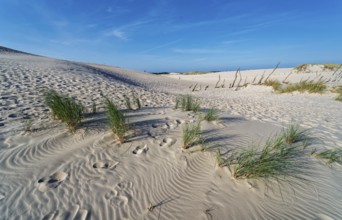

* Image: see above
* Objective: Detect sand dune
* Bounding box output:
[1,49,342,219]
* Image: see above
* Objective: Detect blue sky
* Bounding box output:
[1,0,342,72]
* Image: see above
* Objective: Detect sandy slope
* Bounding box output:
[1,50,342,220]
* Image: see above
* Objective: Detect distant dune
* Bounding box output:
[0,45,38,56]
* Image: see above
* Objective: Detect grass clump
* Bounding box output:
[281,124,308,144]
[230,134,307,179]
[331,86,342,94]
[203,108,219,122]
[313,148,342,165]
[179,95,201,112]
[183,71,206,75]
[104,97,128,143]
[331,86,342,102]
[294,64,309,72]
[44,90,84,132]
[227,125,309,180]
[294,63,341,71]
[279,81,326,94]
[264,80,281,91]
[182,123,203,149]
[262,78,326,94]
[323,63,341,70]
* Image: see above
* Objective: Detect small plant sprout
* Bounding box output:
[180,95,201,112]
[104,97,128,143]
[216,149,226,167]
[92,101,97,114]
[135,97,142,109]
[23,118,33,133]
[182,122,203,149]
[44,90,84,132]
[203,108,219,122]
[282,124,308,144]
[313,148,342,165]
[123,95,132,110]
[175,97,180,109]
[132,93,142,110]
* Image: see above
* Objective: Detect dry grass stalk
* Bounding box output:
[231,68,240,88]
[264,62,280,82]
[215,75,221,88]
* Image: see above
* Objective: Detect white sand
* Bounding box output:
[1,48,342,219]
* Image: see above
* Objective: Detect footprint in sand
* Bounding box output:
[165,118,185,129]
[132,144,149,155]
[151,123,162,128]
[161,124,169,129]
[157,111,166,115]
[166,122,177,129]
[187,113,195,119]
[151,122,168,130]
[149,123,168,137]
[37,171,68,192]
[175,119,185,125]
[105,181,133,208]
[42,205,88,220]
[93,161,119,169]
[105,190,129,207]
[160,137,176,147]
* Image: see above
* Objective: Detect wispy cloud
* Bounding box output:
[105,19,154,40]
[105,5,131,15]
[49,38,98,46]
[166,14,253,32]
[222,39,247,45]
[106,7,112,13]
[53,20,69,28]
[140,39,182,54]
[226,12,300,37]
[172,48,224,54]
[106,29,127,40]
[49,39,72,46]
[87,24,98,28]
[119,19,154,29]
